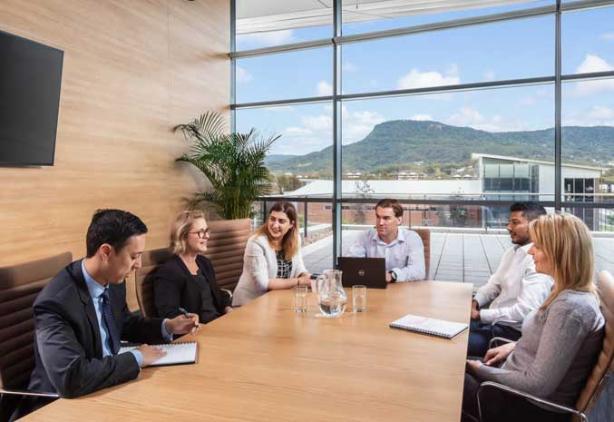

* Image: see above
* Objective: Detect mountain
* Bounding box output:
[267,120,614,175]
[264,154,299,166]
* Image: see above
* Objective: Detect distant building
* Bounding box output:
[271,153,607,230]
[473,154,604,229]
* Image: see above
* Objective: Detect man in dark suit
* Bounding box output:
[18,209,199,416]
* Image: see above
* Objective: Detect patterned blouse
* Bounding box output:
[276,250,293,279]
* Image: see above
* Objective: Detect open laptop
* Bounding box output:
[338,257,387,289]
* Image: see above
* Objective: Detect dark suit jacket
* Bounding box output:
[27,260,165,398]
[151,255,231,321]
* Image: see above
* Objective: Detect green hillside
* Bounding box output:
[266,120,613,176]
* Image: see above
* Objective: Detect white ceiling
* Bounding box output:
[236,0,537,34]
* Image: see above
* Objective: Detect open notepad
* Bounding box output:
[119,342,198,366]
[389,314,468,339]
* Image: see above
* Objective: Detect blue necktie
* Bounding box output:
[101,290,120,355]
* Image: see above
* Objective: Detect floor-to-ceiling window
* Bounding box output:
[232,0,614,282]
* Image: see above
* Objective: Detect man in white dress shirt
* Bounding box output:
[349,198,425,282]
[468,202,552,357]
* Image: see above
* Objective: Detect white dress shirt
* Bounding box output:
[474,243,553,331]
[349,227,425,281]
[81,261,172,367]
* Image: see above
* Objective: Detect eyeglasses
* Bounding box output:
[189,228,209,238]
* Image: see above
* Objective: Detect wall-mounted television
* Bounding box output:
[0,30,63,166]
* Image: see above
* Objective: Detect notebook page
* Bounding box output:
[119,342,197,366]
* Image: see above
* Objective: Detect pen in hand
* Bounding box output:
[178,307,199,334]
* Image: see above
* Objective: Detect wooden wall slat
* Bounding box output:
[0,0,230,266]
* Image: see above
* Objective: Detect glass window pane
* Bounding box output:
[561,206,614,244]
[342,15,554,94]
[236,48,332,103]
[562,6,614,75]
[515,163,530,178]
[236,0,331,50]
[336,85,554,201]
[236,103,334,191]
[342,0,552,36]
[340,202,513,285]
[561,78,614,205]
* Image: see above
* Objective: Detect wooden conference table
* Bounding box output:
[26,281,472,421]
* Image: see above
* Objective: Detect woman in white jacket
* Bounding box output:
[232,201,311,306]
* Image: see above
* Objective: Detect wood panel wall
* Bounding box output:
[0,0,230,266]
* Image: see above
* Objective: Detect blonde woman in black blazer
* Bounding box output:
[151,211,232,324]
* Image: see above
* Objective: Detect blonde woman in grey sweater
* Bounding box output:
[462,213,604,422]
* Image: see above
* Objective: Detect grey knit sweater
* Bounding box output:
[474,289,604,406]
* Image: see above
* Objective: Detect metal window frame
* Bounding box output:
[230,0,614,249]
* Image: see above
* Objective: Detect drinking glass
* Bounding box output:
[352,285,367,312]
[293,285,308,313]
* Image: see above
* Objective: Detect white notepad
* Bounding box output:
[119,342,198,366]
[389,314,468,339]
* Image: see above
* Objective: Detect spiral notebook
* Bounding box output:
[119,342,198,366]
[389,314,468,339]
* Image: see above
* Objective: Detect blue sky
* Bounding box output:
[235,4,614,156]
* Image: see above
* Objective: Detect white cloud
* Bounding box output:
[397,66,460,90]
[410,114,433,121]
[342,108,386,144]
[236,66,252,83]
[285,127,312,135]
[572,54,614,96]
[275,106,385,155]
[316,80,333,96]
[601,32,614,41]
[302,114,333,131]
[576,54,613,73]
[237,29,294,47]
[564,105,614,126]
[445,106,521,132]
[343,61,358,72]
[587,105,614,121]
[276,113,332,155]
[483,70,496,81]
[520,87,553,106]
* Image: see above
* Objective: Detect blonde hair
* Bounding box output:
[530,213,596,310]
[170,210,206,255]
[256,201,300,260]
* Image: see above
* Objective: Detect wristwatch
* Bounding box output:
[389,271,397,282]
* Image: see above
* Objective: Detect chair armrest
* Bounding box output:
[477,381,586,422]
[488,336,515,349]
[221,288,233,301]
[0,388,59,399]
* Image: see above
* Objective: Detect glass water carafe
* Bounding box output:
[317,269,347,318]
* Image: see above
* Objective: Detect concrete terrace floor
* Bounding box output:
[302,229,614,287]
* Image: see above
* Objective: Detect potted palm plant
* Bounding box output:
[173,111,280,220]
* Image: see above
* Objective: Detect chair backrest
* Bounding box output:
[0,252,72,390]
[135,248,172,318]
[412,228,431,279]
[205,218,252,291]
[575,270,614,414]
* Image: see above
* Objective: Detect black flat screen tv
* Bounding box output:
[0,30,63,166]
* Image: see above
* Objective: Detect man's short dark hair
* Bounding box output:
[510,202,547,222]
[86,209,148,257]
[375,198,403,218]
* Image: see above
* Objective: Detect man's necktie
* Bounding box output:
[101,289,120,355]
